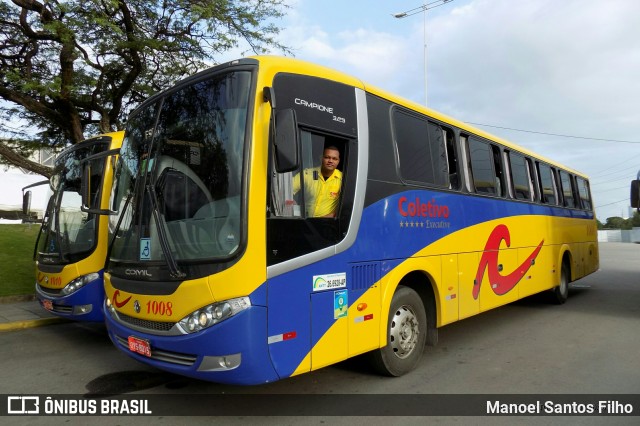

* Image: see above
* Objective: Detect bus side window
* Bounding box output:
[537,162,558,205]
[526,157,539,202]
[507,151,532,201]
[443,128,460,190]
[559,170,576,208]
[392,108,449,188]
[467,136,499,196]
[577,177,593,210]
[491,145,505,197]
[270,130,346,219]
[267,129,350,266]
[552,167,563,206]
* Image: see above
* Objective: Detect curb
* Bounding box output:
[0,317,69,332]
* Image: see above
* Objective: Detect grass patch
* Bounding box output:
[0,224,39,297]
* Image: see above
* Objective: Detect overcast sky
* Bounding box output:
[4,0,639,222]
[241,0,640,222]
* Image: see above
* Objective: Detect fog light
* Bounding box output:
[73,304,93,315]
[198,353,242,372]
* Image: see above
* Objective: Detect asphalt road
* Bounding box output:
[1,242,638,425]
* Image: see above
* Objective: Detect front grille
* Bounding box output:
[52,304,73,314]
[114,335,197,366]
[117,311,176,332]
[37,284,63,297]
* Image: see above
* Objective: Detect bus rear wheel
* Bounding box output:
[370,286,427,377]
[551,265,570,304]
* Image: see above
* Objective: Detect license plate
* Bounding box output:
[128,336,152,357]
[42,299,53,311]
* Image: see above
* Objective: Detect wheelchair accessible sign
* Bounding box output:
[140,238,151,260]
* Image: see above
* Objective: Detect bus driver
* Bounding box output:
[293,146,342,218]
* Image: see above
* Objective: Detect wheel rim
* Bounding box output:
[389,304,420,359]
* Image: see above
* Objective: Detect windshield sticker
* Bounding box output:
[334,290,348,319]
[313,272,347,292]
[140,238,151,260]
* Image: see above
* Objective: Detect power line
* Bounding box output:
[596,198,629,209]
[591,157,640,178]
[591,163,640,180]
[591,176,634,187]
[467,122,640,144]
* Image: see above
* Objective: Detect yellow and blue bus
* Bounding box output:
[31,131,123,321]
[101,57,598,384]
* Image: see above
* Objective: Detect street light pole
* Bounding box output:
[423,9,428,107]
[393,0,455,108]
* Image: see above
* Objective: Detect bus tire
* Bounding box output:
[551,265,570,304]
[370,286,427,377]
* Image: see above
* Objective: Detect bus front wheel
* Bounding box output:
[370,286,427,377]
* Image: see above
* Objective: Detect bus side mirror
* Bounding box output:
[22,191,32,216]
[274,108,299,173]
[631,180,640,209]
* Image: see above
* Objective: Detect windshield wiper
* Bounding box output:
[146,182,184,278]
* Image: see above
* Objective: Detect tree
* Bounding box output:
[0,0,289,176]
[604,216,632,230]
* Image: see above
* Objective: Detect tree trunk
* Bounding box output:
[0,142,53,179]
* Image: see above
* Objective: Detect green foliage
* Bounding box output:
[0,224,38,297]
[0,0,290,166]
[602,212,640,230]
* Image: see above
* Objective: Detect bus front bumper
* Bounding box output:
[35,279,104,322]
[104,303,280,385]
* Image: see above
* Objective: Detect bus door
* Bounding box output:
[267,127,355,375]
[266,73,363,378]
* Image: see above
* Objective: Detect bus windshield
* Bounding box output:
[37,140,110,264]
[109,70,251,272]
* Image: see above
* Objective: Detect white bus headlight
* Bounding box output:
[178,297,251,334]
[61,272,100,295]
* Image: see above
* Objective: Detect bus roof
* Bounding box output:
[252,55,588,179]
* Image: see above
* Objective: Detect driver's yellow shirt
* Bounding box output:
[293,168,342,217]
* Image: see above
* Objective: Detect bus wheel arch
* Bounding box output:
[370,271,437,377]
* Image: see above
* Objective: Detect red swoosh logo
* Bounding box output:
[113,290,132,308]
[473,224,543,300]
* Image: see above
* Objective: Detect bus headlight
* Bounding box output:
[177,297,251,334]
[61,272,100,295]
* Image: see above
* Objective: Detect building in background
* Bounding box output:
[0,148,54,222]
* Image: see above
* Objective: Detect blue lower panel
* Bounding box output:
[35,277,104,322]
[104,305,280,385]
